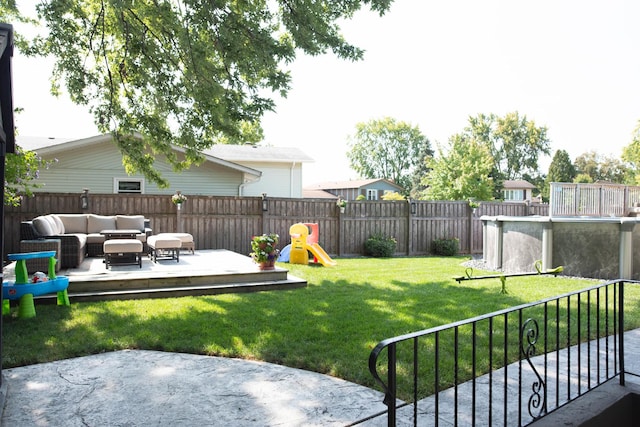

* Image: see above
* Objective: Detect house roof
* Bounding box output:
[17,134,326,179]
[503,179,537,190]
[302,189,339,199]
[17,135,77,151]
[26,134,260,177]
[206,145,314,163]
[305,178,403,191]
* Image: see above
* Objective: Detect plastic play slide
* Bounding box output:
[307,242,337,267]
[289,223,337,267]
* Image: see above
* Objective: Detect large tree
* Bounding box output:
[5,0,393,187]
[421,134,494,201]
[347,117,432,195]
[464,112,551,194]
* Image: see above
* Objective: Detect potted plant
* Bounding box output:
[172,191,187,205]
[250,233,280,270]
[468,199,480,214]
[172,191,187,212]
[336,197,347,213]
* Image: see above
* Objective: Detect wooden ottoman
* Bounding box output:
[147,235,181,263]
[157,233,195,254]
[103,239,143,269]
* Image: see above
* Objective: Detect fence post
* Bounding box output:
[338,204,344,257]
[467,204,473,254]
[407,199,413,256]
[619,281,625,386]
[261,193,268,234]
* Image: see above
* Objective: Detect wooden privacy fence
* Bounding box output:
[4,193,549,260]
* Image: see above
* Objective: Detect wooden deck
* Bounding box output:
[4,249,307,302]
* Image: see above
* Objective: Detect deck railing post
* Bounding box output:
[387,343,397,427]
[619,281,625,386]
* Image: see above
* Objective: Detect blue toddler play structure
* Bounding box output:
[3,251,70,318]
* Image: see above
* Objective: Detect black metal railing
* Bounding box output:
[364,280,634,426]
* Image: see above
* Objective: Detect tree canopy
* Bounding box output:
[574,150,629,184]
[542,149,575,201]
[418,111,549,201]
[421,134,494,201]
[346,117,432,195]
[4,0,393,187]
[622,121,640,184]
[463,112,550,191]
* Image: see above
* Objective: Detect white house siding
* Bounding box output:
[34,140,245,196]
[236,162,303,198]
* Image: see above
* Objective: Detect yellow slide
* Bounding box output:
[306,242,337,267]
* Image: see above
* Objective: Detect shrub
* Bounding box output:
[381,191,406,200]
[356,194,366,200]
[364,233,397,257]
[432,238,459,256]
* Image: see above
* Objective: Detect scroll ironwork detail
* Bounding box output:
[522,318,546,419]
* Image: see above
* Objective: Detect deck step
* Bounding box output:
[11,250,309,303]
[35,276,307,303]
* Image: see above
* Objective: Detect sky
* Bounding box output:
[9,0,640,185]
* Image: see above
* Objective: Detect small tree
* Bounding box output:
[381,191,405,200]
[543,149,576,201]
[422,134,494,201]
[4,146,54,206]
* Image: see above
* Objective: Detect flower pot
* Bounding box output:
[258,260,275,270]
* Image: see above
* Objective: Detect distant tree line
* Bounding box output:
[347,113,640,203]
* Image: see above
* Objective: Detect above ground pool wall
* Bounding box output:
[502,220,544,273]
[482,216,640,280]
[552,222,620,279]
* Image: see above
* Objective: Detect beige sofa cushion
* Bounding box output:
[57,214,88,233]
[116,215,145,232]
[86,233,107,244]
[33,215,56,236]
[87,214,116,233]
[50,215,65,234]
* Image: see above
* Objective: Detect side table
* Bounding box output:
[20,239,62,273]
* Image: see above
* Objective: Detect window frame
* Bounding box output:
[503,189,524,201]
[114,177,145,194]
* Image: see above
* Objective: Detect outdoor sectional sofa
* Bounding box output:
[20,214,152,268]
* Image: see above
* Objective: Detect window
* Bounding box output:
[502,189,524,201]
[114,178,144,194]
[366,189,378,200]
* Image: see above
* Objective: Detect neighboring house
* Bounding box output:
[18,134,312,198]
[502,179,537,202]
[206,145,313,198]
[304,179,404,201]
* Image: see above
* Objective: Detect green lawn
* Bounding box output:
[3,256,637,399]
